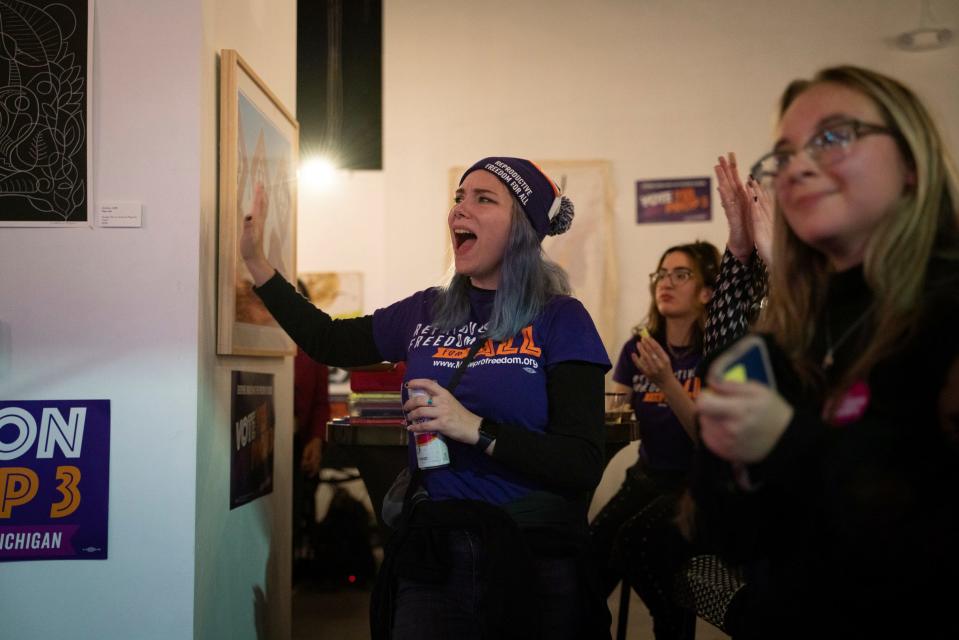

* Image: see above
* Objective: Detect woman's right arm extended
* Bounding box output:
[254,274,383,367]
[241,184,383,367]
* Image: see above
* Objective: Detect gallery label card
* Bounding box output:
[98,202,142,227]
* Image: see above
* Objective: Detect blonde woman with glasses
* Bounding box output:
[694,66,959,639]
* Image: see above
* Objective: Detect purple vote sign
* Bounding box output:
[230,372,275,509]
[0,400,110,562]
[636,177,712,223]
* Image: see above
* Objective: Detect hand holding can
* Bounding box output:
[408,387,450,469]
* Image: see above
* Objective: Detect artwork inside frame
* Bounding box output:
[0,0,93,227]
[217,49,299,356]
[298,271,364,320]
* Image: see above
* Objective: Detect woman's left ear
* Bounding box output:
[699,286,714,305]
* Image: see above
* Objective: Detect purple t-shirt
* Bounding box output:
[612,337,702,472]
[372,286,610,505]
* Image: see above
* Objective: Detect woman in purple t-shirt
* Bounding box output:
[240,157,612,639]
[589,240,719,636]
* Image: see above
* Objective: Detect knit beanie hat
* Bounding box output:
[459,157,574,240]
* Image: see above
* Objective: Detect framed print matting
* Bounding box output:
[217,49,298,356]
[0,0,93,227]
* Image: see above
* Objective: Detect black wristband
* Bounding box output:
[475,427,495,453]
[479,417,502,438]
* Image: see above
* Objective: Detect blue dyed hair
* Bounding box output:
[432,198,571,340]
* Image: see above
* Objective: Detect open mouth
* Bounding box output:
[453,229,477,252]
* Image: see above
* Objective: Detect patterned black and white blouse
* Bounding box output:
[703,248,769,358]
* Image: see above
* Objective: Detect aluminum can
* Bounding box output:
[409,388,450,469]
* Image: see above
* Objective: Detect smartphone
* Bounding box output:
[709,334,776,389]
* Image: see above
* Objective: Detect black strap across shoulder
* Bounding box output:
[445,335,485,394]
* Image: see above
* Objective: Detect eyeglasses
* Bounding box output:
[749,119,895,189]
[649,268,694,286]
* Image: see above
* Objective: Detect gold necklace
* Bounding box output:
[822,306,872,370]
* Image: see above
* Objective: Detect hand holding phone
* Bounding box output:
[709,334,776,389]
[702,335,784,486]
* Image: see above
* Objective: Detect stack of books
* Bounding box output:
[348,392,405,425]
[347,362,407,425]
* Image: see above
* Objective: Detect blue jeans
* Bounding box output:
[390,528,586,640]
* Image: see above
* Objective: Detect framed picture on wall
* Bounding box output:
[0,0,92,227]
[217,49,298,356]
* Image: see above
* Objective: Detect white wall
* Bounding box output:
[0,1,202,638]
[293,0,959,516]
[297,171,389,310]
[197,1,297,639]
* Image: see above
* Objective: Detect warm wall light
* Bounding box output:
[299,156,339,190]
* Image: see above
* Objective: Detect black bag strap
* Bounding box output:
[445,336,485,394]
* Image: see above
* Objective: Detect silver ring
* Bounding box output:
[427,396,433,406]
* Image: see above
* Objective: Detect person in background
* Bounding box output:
[291,278,331,584]
[241,156,612,639]
[589,240,719,639]
[695,65,959,639]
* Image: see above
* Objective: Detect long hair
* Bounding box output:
[759,65,959,390]
[636,241,720,350]
[432,198,571,340]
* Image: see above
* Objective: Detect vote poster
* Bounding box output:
[636,177,712,223]
[230,372,275,509]
[0,399,110,562]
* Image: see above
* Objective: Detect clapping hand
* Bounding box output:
[632,335,674,387]
[715,153,775,268]
[745,175,774,267]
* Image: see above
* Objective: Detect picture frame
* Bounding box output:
[217,49,298,356]
[0,0,93,227]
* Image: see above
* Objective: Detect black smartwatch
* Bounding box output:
[475,428,495,453]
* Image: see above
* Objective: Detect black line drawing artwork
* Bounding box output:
[0,0,89,225]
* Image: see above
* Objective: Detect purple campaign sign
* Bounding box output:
[230,372,275,509]
[0,400,110,562]
[636,177,711,223]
